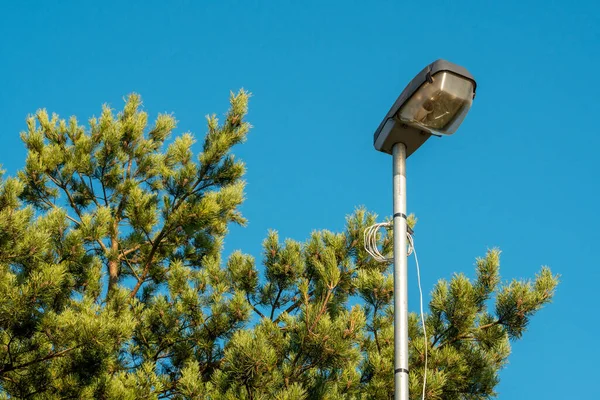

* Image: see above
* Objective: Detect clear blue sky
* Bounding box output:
[1,1,598,398]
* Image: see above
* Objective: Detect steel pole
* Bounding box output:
[392,142,409,400]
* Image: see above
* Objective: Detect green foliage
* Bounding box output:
[0,94,558,399]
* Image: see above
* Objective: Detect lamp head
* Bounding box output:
[373,59,476,156]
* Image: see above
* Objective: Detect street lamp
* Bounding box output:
[372,59,476,400]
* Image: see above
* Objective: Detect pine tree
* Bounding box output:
[0,93,558,399]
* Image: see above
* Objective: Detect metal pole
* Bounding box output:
[392,142,409,400]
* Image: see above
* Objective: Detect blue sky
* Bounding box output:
[1,1,598,398]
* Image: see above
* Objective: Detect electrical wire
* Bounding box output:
[363,222,413,262]
[408,233,427,400]
[363,222,392,262]
[364,224,427,399]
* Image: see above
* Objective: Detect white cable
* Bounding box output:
[363,222,413,262]
[408,233,427,400]
[363,222,392,262]
[363,224,425,398]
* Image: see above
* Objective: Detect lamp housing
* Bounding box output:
[373,59,476,156]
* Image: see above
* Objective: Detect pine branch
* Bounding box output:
[270,285,284,320]
[86,175,100,207]
[129,230,166,299]
[247,293,266,319]
[38,196,80,226]
[372,303,382,355]
[308,289,333,334]
[76,171,95,207]
[0,346,80,374]
[121,244,142,257]
[129,175,217,299]
[100,164,109,207]
[439,320,502,348]
[46,174,83,222]
[273,289,315,324]
[121,253,140,281]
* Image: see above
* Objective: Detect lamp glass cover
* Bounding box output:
[397,71,474,135]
